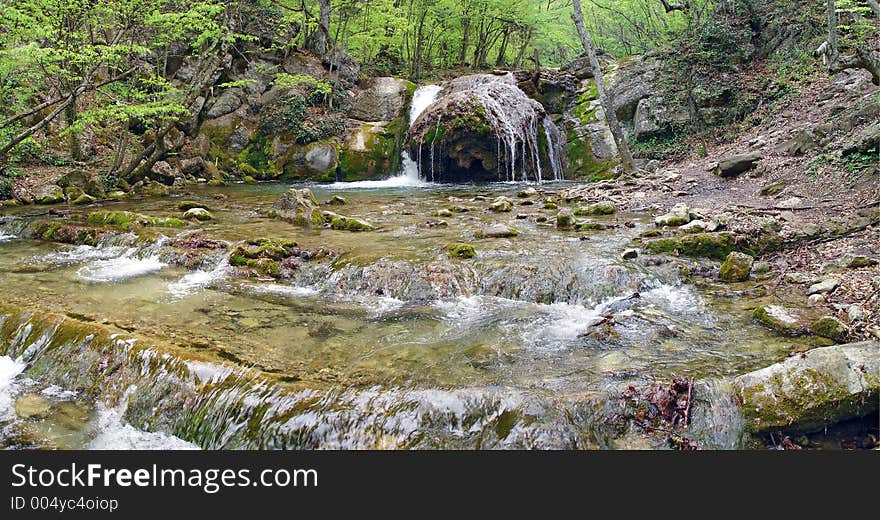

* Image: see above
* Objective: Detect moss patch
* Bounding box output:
[643,232,736,260]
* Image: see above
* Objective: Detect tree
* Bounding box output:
[571,0,635,174]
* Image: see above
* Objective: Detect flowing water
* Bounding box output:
[0,182,821,449]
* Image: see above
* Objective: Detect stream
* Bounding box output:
[0,182,818,449]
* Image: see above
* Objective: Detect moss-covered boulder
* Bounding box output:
[573,202,616,216]
[35,185,65,205]
[576,221,609,231]
[31,221,106,246]
[71,193,97,205]
[178,201,210,211]
[475,224,518,238]
[733,341,880,433]
[326,195,348,206]
[228,238,334,279]
[489,196,514,213]
[447,243,476,259]
[811,316,849,342]
[272,188,324,227]
[323,211,374,232]
[86,211,185,228]
[642,232,736,260]
[752,305,810,335]
[183,208,214,221]
[719,251,754,282]
[654,203,691,227]
[556,209,576,230]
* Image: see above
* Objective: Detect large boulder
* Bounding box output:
[349,77,411,122]
[733,341,880,433]
[405,73,561,183]
[205,88,244,119]
[272,188,324,227]
[719,252,754,282]
[713,152,762,178]
[842,123,880,156]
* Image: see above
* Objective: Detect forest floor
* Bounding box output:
[563,67,880,341]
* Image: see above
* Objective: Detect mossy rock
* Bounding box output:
[573,203,616,216]
[31,221,105,246]
[489,197,514,213]
[183,208,214,221]
[643,232,736,260]
[326,195,348,206]
[447,243,476,259]
[811,316,849,343]
[178,201,210,211]
[475,225,518,238]
[86,211,185,228]
[733,341,880,434]
[71,193,97,205]
[433,208,454,218]
[752,305,809,335]
[654,203,691,227]
[576,222,609,231]
[556,209,576,230]
[324,212,374,232]
[719,251,754,282]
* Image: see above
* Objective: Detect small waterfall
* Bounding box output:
[401,85,442,182]
[407,74,564,183]
[543,116,564,181]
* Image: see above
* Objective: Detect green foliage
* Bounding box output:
[631,133,689,160]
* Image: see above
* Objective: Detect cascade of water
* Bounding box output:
[543,115,564,181]
[401,85,443,182]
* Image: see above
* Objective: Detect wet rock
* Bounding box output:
[178,201,209,211]
[576,222,609,231]
[183,208,214,221]
[516,187,538,198]
[273,188,324,227]
[349,77,411,122]
[719,252,754,282]
[811,316,849,342]
[323,212,374,232]
[622,249,638,260]
[86,211,184,228]
[447,243,476,259]
[15,394,52,419]
[71,193,97,205]
[753,305,809,335]
[752,261,771,275]
[556,209,575,230]
[654,203,691,227]
[679,219,718,233]
[713,151,762,177]
[326,195,349,206]
[489,196,514,212]
[305,144,338,173]
[808,277,840,295]
[34,185,65,205]
[643,232,736,260]
[433,209,453,218]
[573,202,616,216]
[734,341,880,433]
[475,224,519,238]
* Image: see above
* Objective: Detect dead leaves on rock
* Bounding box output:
[622,376,699,450]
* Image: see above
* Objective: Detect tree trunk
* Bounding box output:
[571,0,635,174]
[827,0,838,64]
[459,18,470,65]
[495,26,511,67]
[312,0,332,57]
[65,94,81,161]
[867,0,880,18]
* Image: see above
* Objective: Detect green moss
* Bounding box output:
[32,221,103,246]
[565,130,618,181]
[326,213,373,232]
[811,317,848,342]
[447,243,476,259]
[87,211,185,228]
[576,222,609,231]
[643,232,736,260]
[573,81,599,125]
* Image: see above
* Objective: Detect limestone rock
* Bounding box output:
[349,77,411,122]
[273,188,324,227]
[719,251,754,282]
[713,152,762,178]
[654,203,691,227]
[733,341,880,433]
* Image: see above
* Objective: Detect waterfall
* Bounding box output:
[400,84,442,182]
[543,116,564,181]
[406,74,564,183]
